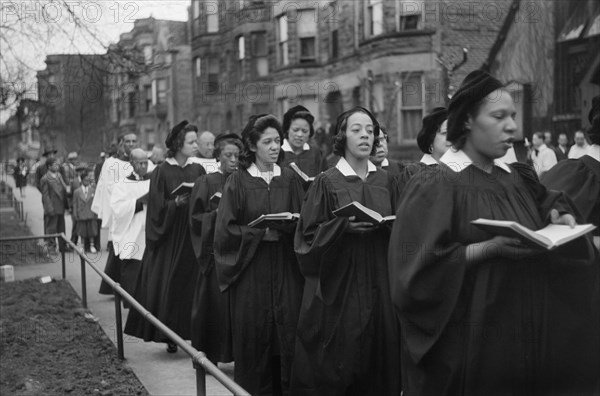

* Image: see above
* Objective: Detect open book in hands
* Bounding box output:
[170,182,194,197]
[471,218,596,250]
[248,212,300,228]
[333,201,396,225]
[289,162,315,183]
[209,192,222,205]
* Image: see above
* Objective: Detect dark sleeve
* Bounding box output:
[40,177,53,214]
[144,165,179,245]
[214,172,266,291]
[388,178,467,365]
[293,174,349,280]
[188,174,218,273]
[510,162,575,222]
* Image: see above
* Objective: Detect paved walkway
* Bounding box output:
[3,179,235,396]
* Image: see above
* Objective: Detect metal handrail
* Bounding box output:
[0,233,249,396]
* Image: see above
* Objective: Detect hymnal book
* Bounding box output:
[170,182,194,197]
[289,162,315,183]
[209,192,222,204]
[471,218,596,250]
[332,201,396,225]
[248,212,300,228]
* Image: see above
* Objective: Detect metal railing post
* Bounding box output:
[61,251,66,279]
[80,255,87,309]
[114,288,125,360]
[193,353,207,396]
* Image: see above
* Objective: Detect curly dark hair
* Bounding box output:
[166,124,198,158]
[239,115,285,169]
[332,107,380,157]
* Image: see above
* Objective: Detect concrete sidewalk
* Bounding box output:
[5,180,235,396]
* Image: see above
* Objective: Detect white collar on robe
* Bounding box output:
[585,144,600,162]
[381,158,390,167]
[282,139,310,152]
[165,156,198,168]
[420,153,438,165]
[336,156,377,176]
[215,162,223,174]
[247,162,281,184]
[440,148,512,173]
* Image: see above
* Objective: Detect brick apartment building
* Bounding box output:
[191,0,511,159]
[107,18,193,151]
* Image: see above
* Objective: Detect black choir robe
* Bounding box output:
[291,166,401,396]
[214,166,305,395]
[381,158,405,178]
[389,160,598,395]
[189,171,233,363]
[124,160,205,342]
[390,162,436,210]
[281,146,328,178]
[541,155,600,232]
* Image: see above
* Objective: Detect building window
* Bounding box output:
[298,9,317,63]
[195,57,202,78]
[277,14,289,66]
[143,45,153,64]
[329,2,340,60]
[237,35,246,80]
[366,0,383,37]
[206,2,219,33]
[127,92,136,118]
[399,74,423,141]
[144,85,152,112]
[208,57,219,92]
[251,31,269,78]
[398,0,423,31]
[152,78,168,105]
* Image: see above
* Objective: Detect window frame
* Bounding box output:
[398,73,424,143]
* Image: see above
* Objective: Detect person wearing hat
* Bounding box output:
[391,108,449,209]
[125,121,205,353]
[39,157,69,253]
[35,148,57,191]
[280,105,327,182]
[389,70,598,394]
[188,132,243,365]
[12,157,29,198]
[290,107,401,395]
[214,114,304,394]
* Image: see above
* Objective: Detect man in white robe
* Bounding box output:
[93,132,137,294]
[110,148,150,302]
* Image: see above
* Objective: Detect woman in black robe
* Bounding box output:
[189,133,242,364]
[389,70,598,395]
[214,115,304,395]
[391,107,449,209]
[125,122,205,353]
[541,96,600,243]
[370,126,405,178]
[290,107,401,396]
[279,105,327,179]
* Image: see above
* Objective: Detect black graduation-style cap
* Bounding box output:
[282,105,315,137]
[214,132,242,146]
[417,107,448,154]
[42,149,58,157]
[241,114,269,141]
[334,106,380,136]
[447,69,504,143]
[165,120,189,151]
